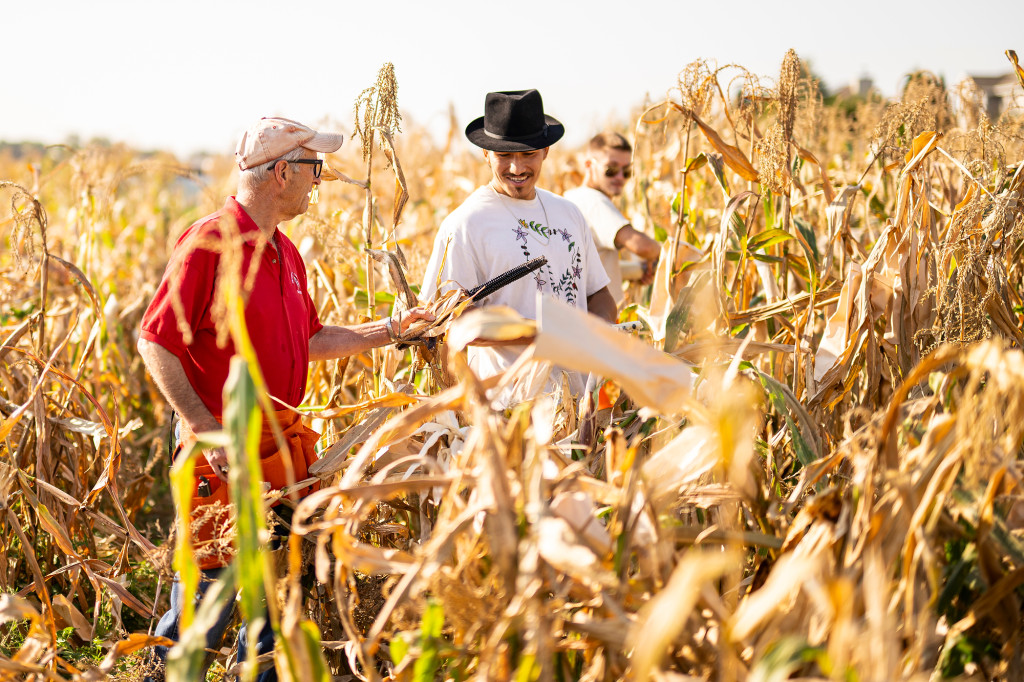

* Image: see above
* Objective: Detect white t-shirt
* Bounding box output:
[564,186,630,305]
[421,186,610,397]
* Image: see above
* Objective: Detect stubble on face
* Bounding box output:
[485,149,548,200]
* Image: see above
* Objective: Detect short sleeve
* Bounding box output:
[579,213,611,298]
[305,287,323,338]
[139,244,218,357]
[420,219,485,301]
[570,188,629,251]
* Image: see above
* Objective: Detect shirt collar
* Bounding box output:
[224,196,263,237]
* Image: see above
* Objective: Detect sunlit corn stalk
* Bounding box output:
[670,62,714,263]
[354,63,402,321]
[1,182,49,356]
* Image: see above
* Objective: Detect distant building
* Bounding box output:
[832,75,875,100]
[968,73,1022,120]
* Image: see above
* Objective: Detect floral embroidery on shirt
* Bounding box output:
[517,219,552,245]
[510,215,583,307]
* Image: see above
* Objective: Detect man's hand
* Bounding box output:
[615,225,661,286]
[389,306,435,338]
[138,339,227,485]
[640,256,659,285]
[204,446,230,482]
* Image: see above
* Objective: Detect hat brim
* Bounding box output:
[465,115,564,152]
[301,131,345,153]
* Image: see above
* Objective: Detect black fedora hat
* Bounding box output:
[465,89,565,152]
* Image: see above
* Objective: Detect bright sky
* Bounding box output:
[5,0,1022,158]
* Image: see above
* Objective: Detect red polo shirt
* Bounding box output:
[140,197,323,416]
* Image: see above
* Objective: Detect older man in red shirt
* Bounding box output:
[139,116,430,680]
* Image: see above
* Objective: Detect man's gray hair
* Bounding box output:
[239,146,310,193]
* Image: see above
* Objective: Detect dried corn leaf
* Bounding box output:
[795,144,836,204]
[902,131,941,174]
[535,296,695,414]
[642,424,720,508]
[308,406,396,478]
[730,524,832,641]
[446,305,537,351]
[549,491,611,552]
[628,550,739,679]
[672,104,759,183]
[814,262,861,382]
[319,161,367,188]
[51,594,93,641]
[1008,49,1024,89]
[0,593,40,624]
[314,391,420,419]
[536,517,616,588]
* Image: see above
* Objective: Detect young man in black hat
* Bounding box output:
[420,89,616,402]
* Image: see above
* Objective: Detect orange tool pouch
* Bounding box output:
[177,409,321,570]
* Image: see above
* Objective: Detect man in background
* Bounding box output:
[565,132,661,308]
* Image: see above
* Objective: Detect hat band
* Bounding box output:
[484,124,549,142]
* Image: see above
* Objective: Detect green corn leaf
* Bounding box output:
[282,620,332,682]
[353,289,397,308]
[391,634,411,666]
[726,251,784,264]
[685,153,708,173]
[705,151,731,196]
[749,636,830,682]
[223,357,269,682]
[755,371,818,468]
[749,253,784,265]
[762,187,777,228]
[793,217,819,262]
[413,599,445,682]
[514,653,541,682]
[169,446,200,633]
[166,563,237,682]
[747,228,793,252]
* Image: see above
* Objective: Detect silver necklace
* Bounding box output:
[491,185,552,244]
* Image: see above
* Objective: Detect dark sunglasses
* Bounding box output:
[268,158,323,178]
[605,165,632,179]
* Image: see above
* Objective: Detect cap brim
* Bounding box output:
[465,115,564,152]
[302,131,345,153]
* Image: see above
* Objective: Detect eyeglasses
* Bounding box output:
[268,158,323,178]
[605,165,632,179]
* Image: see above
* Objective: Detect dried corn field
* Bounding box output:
[3,52,1024,681]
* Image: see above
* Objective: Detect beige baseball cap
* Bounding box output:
[235,117,344,171]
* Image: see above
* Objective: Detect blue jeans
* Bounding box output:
[149,417,280,681]
[148,570,277,681]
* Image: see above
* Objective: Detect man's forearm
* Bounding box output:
[615,225,661,262]
[587,287,618,324]
[137,338,220,434]
[308,322,391,362]
[308,308,436,361]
